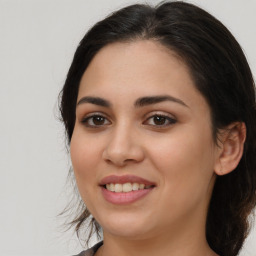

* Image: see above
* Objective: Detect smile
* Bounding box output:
[105,183,154,193]
[100,175,156,204]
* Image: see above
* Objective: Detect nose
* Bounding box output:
[102,124,145,167]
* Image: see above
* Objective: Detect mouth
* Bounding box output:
[103,183,155,193]
[99,175,156,204]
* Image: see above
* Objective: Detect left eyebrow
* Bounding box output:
[134,95,189,108]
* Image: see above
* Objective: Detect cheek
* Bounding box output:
[147,130,216,221]
[69,133,106,217]
[70,128,102,194]
[70,125,102,168]
[147,126,216,191]
[71,138,93,175]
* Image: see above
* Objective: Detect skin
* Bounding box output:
[70,40,228,256]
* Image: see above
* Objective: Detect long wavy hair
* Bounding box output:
[59,1,256,256]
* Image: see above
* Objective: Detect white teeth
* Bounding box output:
[132,183,139,191]
[109,183,115,192]
[106,184,111,190]
[139,184,145,189]
[114,184,123,193]
[105,182,152,192]
[122,183,132,192]
[106,183,115,191]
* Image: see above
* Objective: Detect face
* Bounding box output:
[70,40,219,241]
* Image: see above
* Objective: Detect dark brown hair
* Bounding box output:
[59,1,256,256]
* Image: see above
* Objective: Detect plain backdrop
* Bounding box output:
[1,0,255,255]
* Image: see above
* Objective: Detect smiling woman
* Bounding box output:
[59,1,256,256]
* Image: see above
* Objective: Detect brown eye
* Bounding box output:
[144,114,176,127]
[81,114,111,127]
[92,116,105,125]
[153,116,167,125]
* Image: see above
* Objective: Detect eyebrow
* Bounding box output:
[76,95,189,108]
[77,96,112,107]
[134,95,189,108]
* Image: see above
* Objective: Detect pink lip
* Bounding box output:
[99,175,156,205]
[101,187,154,205]
[99,175,156,186]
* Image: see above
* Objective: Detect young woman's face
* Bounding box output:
[70,40,220,240]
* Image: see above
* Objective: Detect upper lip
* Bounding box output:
[99,175,156,186]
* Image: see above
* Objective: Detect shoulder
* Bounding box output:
[73,241,103,256]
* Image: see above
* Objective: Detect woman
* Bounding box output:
[59,1,256,256]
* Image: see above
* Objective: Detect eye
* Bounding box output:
[144,114,176,127]
[81,114,111,127]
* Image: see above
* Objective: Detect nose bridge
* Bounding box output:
[112,121,132,148]
[103,120,144,165]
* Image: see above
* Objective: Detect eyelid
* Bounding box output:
[143,111,176,120]
[143,111,177,127]
[80,112,111,127]
[80,111,110,120]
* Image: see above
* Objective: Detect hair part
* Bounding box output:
[59,1,256,255]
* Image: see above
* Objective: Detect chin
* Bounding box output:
[99,214,154,239]
[104,226,153,240]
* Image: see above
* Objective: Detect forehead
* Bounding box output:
[82,40,185,83]
[78,40,208,112]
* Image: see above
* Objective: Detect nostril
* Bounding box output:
[102,138,145,166]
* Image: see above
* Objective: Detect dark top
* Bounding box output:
[73,241,103,256]
[73,241,221,256]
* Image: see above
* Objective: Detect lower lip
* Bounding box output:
[101,187,154,205]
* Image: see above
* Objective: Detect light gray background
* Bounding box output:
[1,0,255,255]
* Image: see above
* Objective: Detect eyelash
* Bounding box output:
[81,113,111,128]
[143,113,177,127]
[81,113,177,128]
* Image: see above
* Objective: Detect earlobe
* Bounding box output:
[214,122,246,176]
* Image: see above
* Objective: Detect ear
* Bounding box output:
[214,122,246,176]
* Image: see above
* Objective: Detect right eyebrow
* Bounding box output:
[76,96,112,108]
